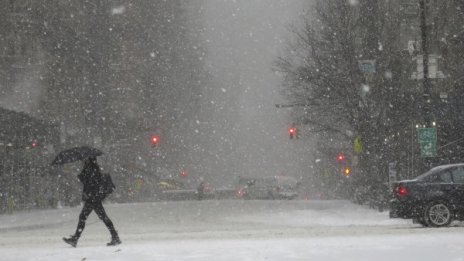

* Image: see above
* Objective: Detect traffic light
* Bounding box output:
[26,140,38,149]
[180,170,188,177]
[289,127,297,139]
[343,167,351,177]
[336,152,345,162]
[150,135,159,147]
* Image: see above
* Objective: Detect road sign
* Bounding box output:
[417,128,437,157]
[358,60,376,74]
[358,60,376,82]
[353,136,363,154]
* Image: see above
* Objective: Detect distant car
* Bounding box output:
[235,177,254,199]
[197,181,213,200]
[390,163,464,227]
[158,179,185,191]
[236,176,299,200]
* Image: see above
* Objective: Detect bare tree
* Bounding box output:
[275,0,417,200]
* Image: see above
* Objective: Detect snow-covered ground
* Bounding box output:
[1,200,464,261]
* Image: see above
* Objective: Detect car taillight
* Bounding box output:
[395,186,408,197]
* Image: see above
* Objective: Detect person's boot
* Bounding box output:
[107,236,121,246]
[63,235,78,247]
[107,231,121,246]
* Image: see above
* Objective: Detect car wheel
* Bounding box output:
[424,201,453,227]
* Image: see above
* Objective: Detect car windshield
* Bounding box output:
[3,1,464,260]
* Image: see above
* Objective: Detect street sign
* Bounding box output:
[353,136,363,154]
[417,127,437,157]
[358,60,376,82]
[358,60,376,74]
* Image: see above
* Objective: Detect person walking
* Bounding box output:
[63,157,121,247]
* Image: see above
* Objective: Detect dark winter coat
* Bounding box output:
[77,158,105,203]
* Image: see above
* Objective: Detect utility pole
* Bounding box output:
[420,0,431,126]
[419,0,436,171]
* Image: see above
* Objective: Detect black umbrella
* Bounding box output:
[51,146,103,165]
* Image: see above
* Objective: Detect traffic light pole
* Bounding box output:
[420,0,431,127]
[420,0,434,171]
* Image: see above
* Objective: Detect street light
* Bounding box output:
[420,0,432,127]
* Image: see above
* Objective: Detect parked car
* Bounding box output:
[236,176,299,200]
[390,163,464,227]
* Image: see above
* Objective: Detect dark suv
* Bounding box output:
[390,163,464,227]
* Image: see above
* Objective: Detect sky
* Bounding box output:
[0,0,314,188]
[200,0,312,185]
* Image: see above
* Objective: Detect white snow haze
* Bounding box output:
[199,0,310,186]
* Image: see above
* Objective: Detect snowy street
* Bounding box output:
[1,200,464,261]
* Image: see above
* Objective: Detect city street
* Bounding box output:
[2,1,464,260]
[1,200,464,260]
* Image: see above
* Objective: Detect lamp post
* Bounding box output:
[420,0,432,127]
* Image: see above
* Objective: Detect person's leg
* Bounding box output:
[63,202,93,247]
[93,201,117,235]
[74,201,94,238]
[94,201,121,245]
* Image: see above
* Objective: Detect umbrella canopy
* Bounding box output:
[51,146,103,165]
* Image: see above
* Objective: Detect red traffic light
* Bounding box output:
[288,127,297,139]
[151,135,159,146]
[31,141,38,148]
[180,170,188,177]
[336,153,345,162]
